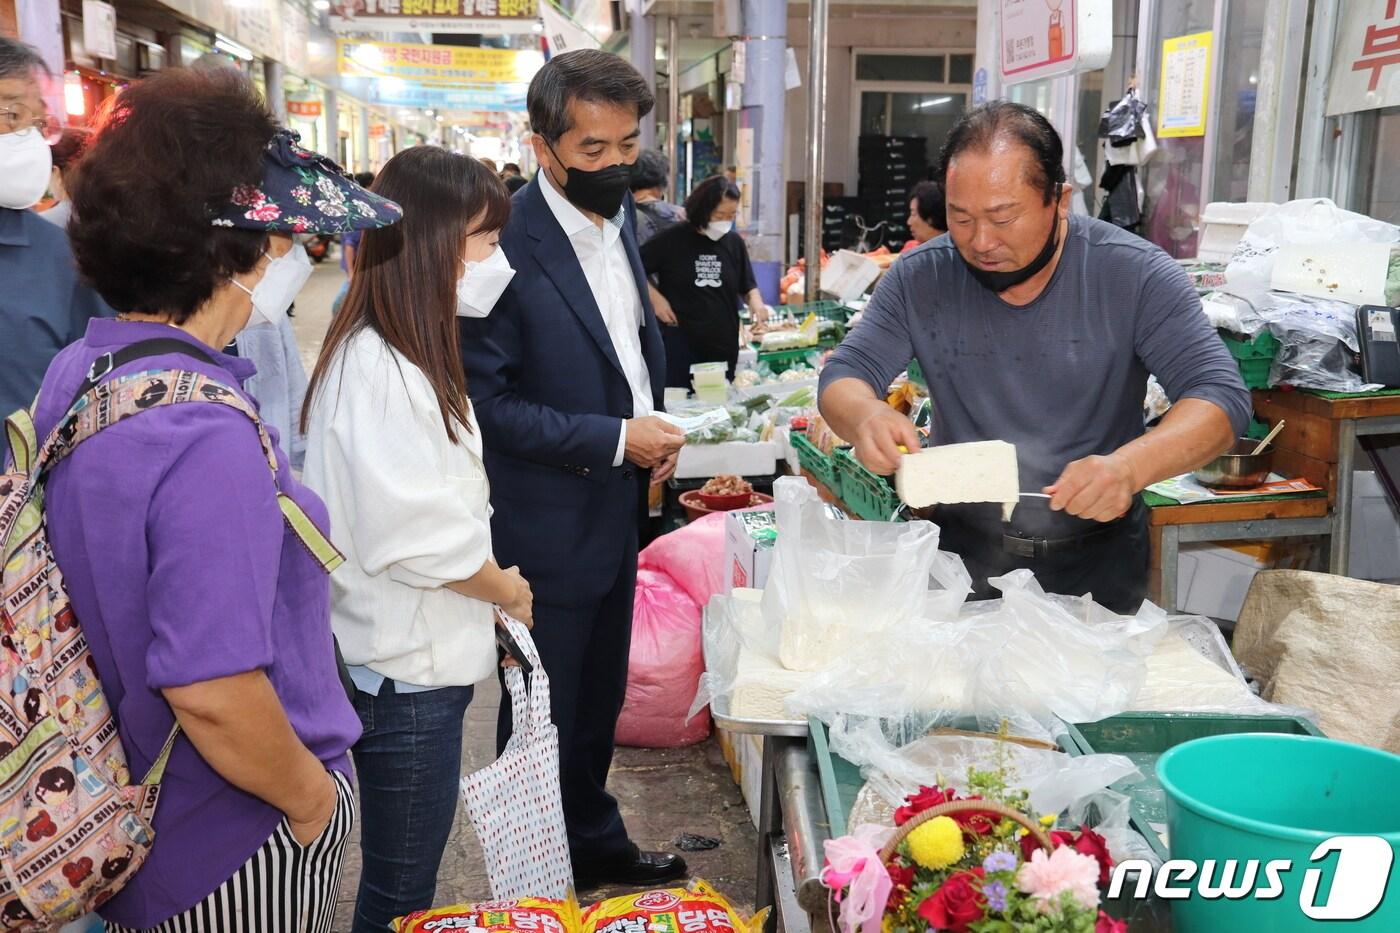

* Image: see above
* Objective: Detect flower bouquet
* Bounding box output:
[821,757,1127,933]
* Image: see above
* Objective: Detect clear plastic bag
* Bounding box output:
[1257,292,1381,393]
[786,570,1168,726]
[1225,198,1400,306]
[688,592,811,724]
[761,477,968,671]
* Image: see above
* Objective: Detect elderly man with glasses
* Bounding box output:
[0,37,110,457]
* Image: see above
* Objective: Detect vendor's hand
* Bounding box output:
[851,404,921,476]
[753,304,770,326]
[652,450,679,485]
[626,416,686,468]
[498,566,534,626]
[1044,453,1137,522]
[284,772,337,847]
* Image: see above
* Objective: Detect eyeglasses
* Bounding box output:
[0,104,62,143]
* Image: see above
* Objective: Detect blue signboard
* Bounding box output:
[341,77,528,112]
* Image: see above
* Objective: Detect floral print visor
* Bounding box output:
[209,129,402,234]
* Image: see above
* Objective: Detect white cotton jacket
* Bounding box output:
[304,327,496,688]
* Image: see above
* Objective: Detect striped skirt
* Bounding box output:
[106,771,355,933]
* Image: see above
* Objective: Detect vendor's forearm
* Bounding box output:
[164,671,330,824]
[745,288,766,313]
[819,377,889,443]
[1113,398,1236,490]
[446,558,513,605]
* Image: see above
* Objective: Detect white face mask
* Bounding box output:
[0,129,54,210]
[704,220,733,242]
[455,246,516,319]
[233,244,313,330]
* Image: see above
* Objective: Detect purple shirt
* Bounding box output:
[34,319,361,928]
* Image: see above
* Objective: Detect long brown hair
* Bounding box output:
[303,146,510,444]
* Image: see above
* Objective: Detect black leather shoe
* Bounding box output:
[574,849,688,890]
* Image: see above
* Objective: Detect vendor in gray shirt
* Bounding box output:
[819,102,1249,612]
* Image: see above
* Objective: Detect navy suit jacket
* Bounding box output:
[459,178,666,606]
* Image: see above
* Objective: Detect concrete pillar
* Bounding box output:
[265,60,288,125]
[324,88,339,162]
[666,16,680,200]
[802,0,828,300]
[356,105,370,172]
[973,0,1002,104]
[629,5,657,151]
[165,33,186,70]
[739,0,786,276]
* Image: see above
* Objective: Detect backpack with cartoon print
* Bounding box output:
[0,339,344,928]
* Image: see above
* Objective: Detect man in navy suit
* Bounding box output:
[459,50,688,888]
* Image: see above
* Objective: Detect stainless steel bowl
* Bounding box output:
[1193,438,1275,488]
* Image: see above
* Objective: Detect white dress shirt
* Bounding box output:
[539,172,653,466]
[304,328,497,689]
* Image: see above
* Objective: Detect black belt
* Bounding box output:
[1001,515,1129,560]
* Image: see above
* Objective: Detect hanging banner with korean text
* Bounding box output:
[337,40,544,86]
[540,0,600,56]
[328,0,539,36]
[1327,0,1400,116]
[1157,31,1213,138]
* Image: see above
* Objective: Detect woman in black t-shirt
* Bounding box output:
[641,175,771,387]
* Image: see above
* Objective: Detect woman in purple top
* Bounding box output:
[33,69,401,931]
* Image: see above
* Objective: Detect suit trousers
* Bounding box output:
[496,494,640,868]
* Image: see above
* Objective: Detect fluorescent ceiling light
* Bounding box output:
[917,96,953,109]
[214,35,254,62]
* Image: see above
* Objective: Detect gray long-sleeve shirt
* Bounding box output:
[821,214,1251,535]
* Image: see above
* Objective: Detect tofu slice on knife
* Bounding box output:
[895,440,1020,521]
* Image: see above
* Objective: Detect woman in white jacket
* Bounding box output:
[302,147,529,933]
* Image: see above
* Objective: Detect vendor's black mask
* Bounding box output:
[962,183,1063,293]
[545,140,633,219]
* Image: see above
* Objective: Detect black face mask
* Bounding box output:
[546,140,633,219]
[961,186,1063,293]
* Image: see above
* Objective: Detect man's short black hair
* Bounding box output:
[684,175,740,228]
[909,180,946,231]
[353,171,375,188]
[527,49,654,144]
[502,162,521,175]
[0,37,50,81]
[630,149,669,192]
[936,100,1066,205]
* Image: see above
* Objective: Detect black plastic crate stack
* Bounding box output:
[796,196,864,254]
[858,135,928,248]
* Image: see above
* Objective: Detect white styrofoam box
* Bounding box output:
[1176,543,1269,622]
[1197,201,1276,262]
[1350,471,1400,582]
[739,731,764,827]
[675,440,779,479]
[820,250,881,302]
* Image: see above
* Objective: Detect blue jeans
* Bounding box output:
[350,683,474,933]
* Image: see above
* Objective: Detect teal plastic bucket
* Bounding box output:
[1157,734,1400,931]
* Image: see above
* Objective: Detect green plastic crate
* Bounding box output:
[834,447,902,521]
[1219,331,1279,389]
[791,431,841,493]
[1063,712,1323,861]
[783,299,854,323]
[755,346,821,375]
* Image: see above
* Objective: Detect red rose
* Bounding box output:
[894,786,998,835]
[1073,826,1114,886]
[894,786,954,826]
[916,868,985,933]
[1020,828,1075,862]
[1095,910,1128,933]
[886,861,916,910]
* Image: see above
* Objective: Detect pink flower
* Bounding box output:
[1015,846,1101,913]
[821,825,894,933]
[245,202,282,222]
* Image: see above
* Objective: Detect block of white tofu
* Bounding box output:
[730,646,812,720]
[896,441,1020,520]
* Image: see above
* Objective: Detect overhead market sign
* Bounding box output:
[1326,0,1400,115]
[328,0,539,36]
[337,39,544,85]
[998,0,1111,84]
[338,76,528,112]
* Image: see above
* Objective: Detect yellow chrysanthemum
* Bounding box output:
[905,816,965,870]
[882,916,894,933]
[1039,814,1057,828]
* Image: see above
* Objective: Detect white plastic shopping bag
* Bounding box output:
[460,617,574,898]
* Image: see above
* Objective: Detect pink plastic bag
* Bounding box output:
[616,568,711,748]
[640,507,772,607]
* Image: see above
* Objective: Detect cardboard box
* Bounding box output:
[726,508,777,592]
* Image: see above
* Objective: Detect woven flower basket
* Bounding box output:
[880,799,1055,861]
